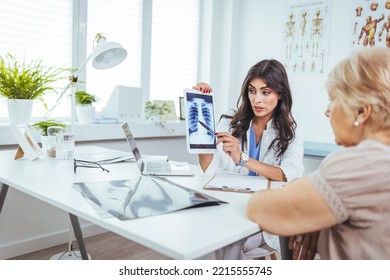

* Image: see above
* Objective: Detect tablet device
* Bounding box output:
[183,88,217,154]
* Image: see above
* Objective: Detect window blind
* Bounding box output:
[86,0,143,112]
[149,0,200,115]
[0,0,200,122]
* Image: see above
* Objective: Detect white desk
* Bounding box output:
[0,146,260,260]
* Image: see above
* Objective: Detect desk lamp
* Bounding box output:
[45,33,127,128]
[48,33,126,260]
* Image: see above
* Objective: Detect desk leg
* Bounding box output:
[0,183,9,215]
[69,213,89,260]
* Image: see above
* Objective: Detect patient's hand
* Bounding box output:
[288,231,319,260]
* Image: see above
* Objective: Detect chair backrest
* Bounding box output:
[279,236,293,260]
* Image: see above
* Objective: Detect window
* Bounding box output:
[0,0,200,122]
[150,0,200,114]
[86,0,143,112]
[0,0,73,120]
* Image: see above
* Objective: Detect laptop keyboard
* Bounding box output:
[146,161,172,173]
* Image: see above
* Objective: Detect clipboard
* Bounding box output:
[204,171,271,193]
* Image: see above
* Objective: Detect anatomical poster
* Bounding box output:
[352,0,390,49]
[283,0,331,75]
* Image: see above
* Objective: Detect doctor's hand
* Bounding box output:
[215,132,241,164]
[288,231,319,260]
[193,82,212,93]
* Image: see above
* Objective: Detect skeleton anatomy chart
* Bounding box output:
[352,0,390,48]
[283,0,331,75]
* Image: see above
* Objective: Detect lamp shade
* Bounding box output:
[44,33,127,126]
[91,40,127,70]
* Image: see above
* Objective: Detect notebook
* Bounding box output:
[122,122,194,176]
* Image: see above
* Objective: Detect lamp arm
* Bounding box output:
[73,52,93,78]
[44,80,73,119]
[44,52,93,120]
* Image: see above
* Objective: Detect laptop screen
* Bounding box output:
[122,123,142,161]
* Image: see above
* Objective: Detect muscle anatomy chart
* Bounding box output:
[352,0,390,49]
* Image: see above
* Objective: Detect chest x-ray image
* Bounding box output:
[184,89,217,154]
[73,176,225,220]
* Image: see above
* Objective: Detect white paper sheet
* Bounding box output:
[205,171,270,192]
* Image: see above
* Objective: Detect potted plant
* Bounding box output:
[74,90,98,123]
[0,53,66,124]
[144,101,174,132]
[31,119,67,157]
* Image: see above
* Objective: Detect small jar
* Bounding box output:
[42,126,64,157]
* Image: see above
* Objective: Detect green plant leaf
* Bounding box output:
[74,90,98,106]
[144,101,174,133]
[144,101,172,119]
[0,53,67,109]
[30,119,67,136]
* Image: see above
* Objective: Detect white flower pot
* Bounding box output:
[7,99,33,124]
[76,105,95,123]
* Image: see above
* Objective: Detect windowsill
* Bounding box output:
[0,120,186,146]
[1,120,340,158]
[304,141,342,158]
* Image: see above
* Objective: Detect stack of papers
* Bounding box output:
[75,150,134,164]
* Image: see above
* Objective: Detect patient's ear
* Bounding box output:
[356,105,371,124]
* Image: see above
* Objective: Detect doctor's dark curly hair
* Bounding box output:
[221,59,297,158]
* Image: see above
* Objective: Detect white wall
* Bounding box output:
[209,0,355,144]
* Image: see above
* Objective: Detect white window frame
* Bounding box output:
[76,0,202,119]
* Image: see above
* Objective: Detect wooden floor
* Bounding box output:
[8,232,285,260]
[8,231,171,260]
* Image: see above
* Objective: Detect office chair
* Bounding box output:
[243,233,280,260]
[253,251,278,260]
[279,236,293,260]
[251,236,292,260]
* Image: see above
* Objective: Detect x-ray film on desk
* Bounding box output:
[73,176,226,220]
[184,89,217,154]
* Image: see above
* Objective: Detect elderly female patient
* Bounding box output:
[247,47,390,259]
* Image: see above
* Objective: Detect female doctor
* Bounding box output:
[194,59,305,259]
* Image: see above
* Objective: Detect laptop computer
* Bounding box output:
[122,122,194,176]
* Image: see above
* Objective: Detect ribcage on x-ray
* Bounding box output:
[188,103,199,133]
[201,103,213,136]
